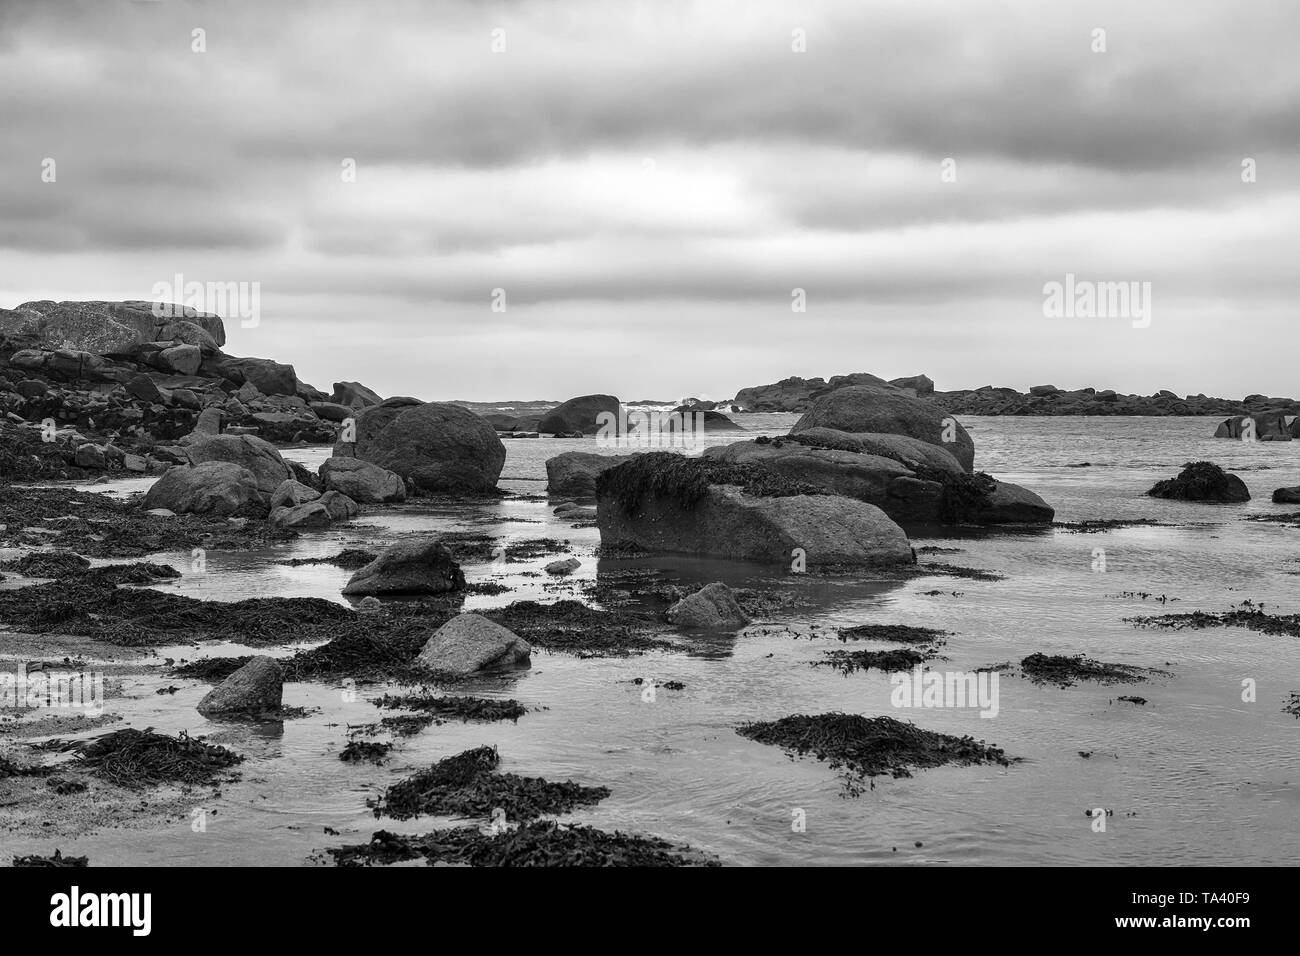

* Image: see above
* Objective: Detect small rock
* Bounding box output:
[666,582,750,630]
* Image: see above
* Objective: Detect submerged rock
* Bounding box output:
[1147,461,1250,503]
[666,582,750,629]
[416,613,531,675]
[342,537,466,595]
[544,558,581,575]
[1273,486,1300,504]
[197,656,283,716]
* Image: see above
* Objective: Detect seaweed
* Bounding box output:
[340,740,392,764]
[1127,600,1300,638]
[376,693,527,723]
[911,466,998,522]
[75,728,243,787]
[1019,653,1159,687]
[370,745,610,821]
[484,600,672,656]
[814,647,932,675]
[170,657,254,681]
[836,624,948,644]
[737,712,1012,781]
[328,821,717,867]
[12,849,88,868]
[279,549,378,569]
[595,451,822,516]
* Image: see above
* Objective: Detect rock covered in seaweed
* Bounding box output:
[342,537,466,595]
[595,452,914,566]
[1147,461,1249,503]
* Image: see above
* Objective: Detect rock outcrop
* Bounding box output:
[415,613,532,675]
[319,456,407,503]
[335,398,505,494]
[595,453,914,566]
[545,451,635,497]
[1147,462,1250,503]
[666,582,750,629]
[197,657,284,716]
[342,538,466,595]
[143,461,265,515]
[537,394,620,435]
[791,383,975,472]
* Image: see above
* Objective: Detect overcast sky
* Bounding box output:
[1,0,1297,402]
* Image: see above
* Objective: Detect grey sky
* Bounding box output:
[1,0,1296,401]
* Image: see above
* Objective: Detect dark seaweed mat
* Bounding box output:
[1019,653,1157,687]
[815,648,932,675]
[340,740,392,764]
[75,729,243,788]
[12,850,88,868]
[484,600,671,656]
[836,624,948,644]
[279,549,377,569]
[0,485,294,558]
[595,451,822,517]
[1127,601,1300,639]
[0,578,361,646]
[376,693,526,723]
[328,821,716,867]
[736,712,1012,780]
[370,746,610,821]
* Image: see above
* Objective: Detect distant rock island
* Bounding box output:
[728,372,1297,417]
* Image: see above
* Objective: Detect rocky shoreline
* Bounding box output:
[728,371,1298,418]
[2,300,1292,867]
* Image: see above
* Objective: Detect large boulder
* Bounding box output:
[332,381,382,409]
[319,456,407,503]
[538,394,620,436]
[700,434,1050,525]
[596,455,914,566]
[1272,486,1300,504]
[342,537,465,595]
[1214,412,1292,441]
[142,461,264,515]
[3,300,225,353]
[666,582,750,630]
[887,374,935,396]
[197,657,283,716]
[791,384,975,471]
[184,433,292,496]
[1147,462,1250,503]
[270,479,320,509]
[207,355,298,396]
[545,451,635,497]
[338,399,505,495]
[415,613,532,675]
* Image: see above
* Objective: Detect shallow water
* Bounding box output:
[7,415,1300,865]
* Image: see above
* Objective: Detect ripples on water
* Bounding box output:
[16,415,1300,865]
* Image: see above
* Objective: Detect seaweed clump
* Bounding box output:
[484,600,671,657]
[328,822,717,867]
[376,693,527,723]
[12,849,89,868]
[595,451,822,516]
[911,466,998,523]
[1019,653,1159,688]
[815,647,932,675]
[737,713,1011,781]
[75,728,243,787]
[280,549,378,569]
[371,746,610,822]
[340,740,392,764]
[1127,601,1300,638]
[837,624,948,644]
